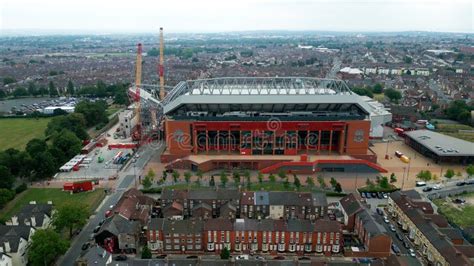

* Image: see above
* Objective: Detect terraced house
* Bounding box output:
[388,190,474,265]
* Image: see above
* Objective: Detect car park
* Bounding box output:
[115,255,127,261]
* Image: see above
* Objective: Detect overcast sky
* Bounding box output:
[1,0,472,33]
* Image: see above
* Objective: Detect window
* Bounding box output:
[173,239,180,243]
[187,239,193,243]
[174,245,180,250]
[187,244,193,250]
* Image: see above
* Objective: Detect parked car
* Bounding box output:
[186,255,198,259]
[81,242,90,250]
[383,193,388,199]
[236,255,249,260]
[156,254,167,259]
[456,181,466,186]
[93,226,101,233]
[371,192,378,198]
[422,187,433,192]
[452,198,466,204]
[383,215,389,223]
[255,256,264,261]
[403,241,410,249]
[299,257,311,260]
[365,193,372,199]
[360,192,366,198]
[396,233,403,241]
[99,219,106,226]
[376,208,384,215]
[114,255,127,261]
[409,248,416,257]
[433,184,443,190]
[391,244,401,255]
[88,233,95,241]
[274,256,285,260]
[467,179,474,185]
[389,224,396,232]
[377,192,384,199]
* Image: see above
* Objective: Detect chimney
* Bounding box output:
[4,241,10,253]
[11,216,18,226]
[31,216,36,227]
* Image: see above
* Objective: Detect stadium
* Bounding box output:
[141,77,391,174]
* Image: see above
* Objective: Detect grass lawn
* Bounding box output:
[106,107,123,117]
[433,193,474,229]
[0,188,105,221]
[0,117,51,150]
[435,123,474,142]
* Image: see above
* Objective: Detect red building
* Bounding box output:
[160,78,387,174]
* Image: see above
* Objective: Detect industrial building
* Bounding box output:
[155,77,388,174]
[404,130,474,164]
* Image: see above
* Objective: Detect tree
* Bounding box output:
[444,169,455,179]
[220,246,230,259]
[294,176,301,190]
[27,82,37,96]
[45,113,89,140]
[384,88,402,103]
[28,229,69,266]
[416,170,432,182]
[0,189,15,207]
[269,174,276,183]
[466,164,474,177]
[0,166,15,190]
[26,139,47,158]
[404,55,413,64]
[232,171,240,186]
[67,80,75,96]
[53,204,89,238]
[209,175,216,187]
[390,173,397,183]
[330,177,338,188]
[456,171,462,177]
[306,176,314,188]
[220,171,228,187]
[38,86,48,96]
[141,245,152,259]
[366,178,375,187]
[257,172,264,184]
[317,176,327,189]
[283,178,290,190]
[244,170,251,186]
[3,76,16,85]
[172,170,180,183]
[184,171,192,184]
[278,170,287,180]
[196,170,203,181]
[380,176,390,189]
[13,87,28,97]
[372,83,383,94]
[52,129,82,161]
[334,183,342,193]
[48,81,58,96]
[74,100,108,127]
[142,175,152,189]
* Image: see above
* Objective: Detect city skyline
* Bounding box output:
[1,0,472,34]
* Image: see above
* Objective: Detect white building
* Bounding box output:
[0,253,12,266]
[118,109,137,138]
[0,226,35,266]
[42,106,75,115]
[360,96,392,138]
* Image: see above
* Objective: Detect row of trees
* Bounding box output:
[416,165,474,182]
[352,84,402,103]
[445,100,474,125]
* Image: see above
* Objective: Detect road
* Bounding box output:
[416,178,474,200]
[59,144,161,266]
[374,209,421,266]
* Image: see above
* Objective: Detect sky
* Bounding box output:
[0,0,472,33]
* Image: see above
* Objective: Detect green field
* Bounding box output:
[0,118,51,150]
[436,123,474,142]
[0,188,105,221]
[433,193,474,229]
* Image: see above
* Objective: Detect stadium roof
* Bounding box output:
[405,130,474,157]
[161,77,374,116]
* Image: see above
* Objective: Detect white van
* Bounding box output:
[416,181,426,187]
